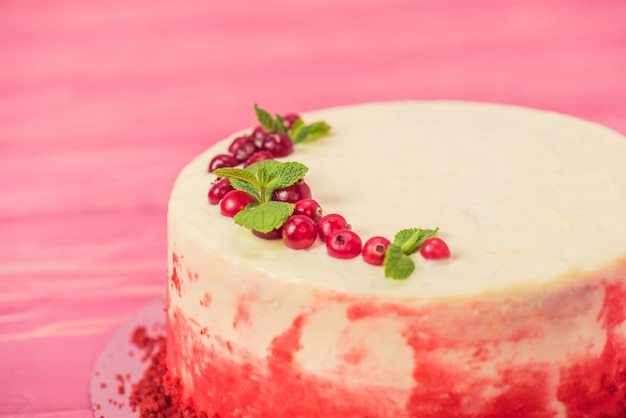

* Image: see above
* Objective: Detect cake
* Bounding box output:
[162,101,626,417]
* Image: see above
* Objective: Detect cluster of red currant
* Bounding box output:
[208,113,301,174]
[207,113,450,271]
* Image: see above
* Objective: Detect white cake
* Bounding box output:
[165,101,626,417]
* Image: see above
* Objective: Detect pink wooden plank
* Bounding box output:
[1,0,625,416]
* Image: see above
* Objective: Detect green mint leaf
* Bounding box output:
[254,104,286,134]
[292,121,332,144]
[289,119,305,139]
[245,159,281,177]
[305,121,332,140]
[230,179,261,202]
[233,201,294,233]
[256,167,271,187]
[275,114,287,134]
[266,162,308,190]
[213,167,260,188]
[394,228,439,255]
[383,244,415,280]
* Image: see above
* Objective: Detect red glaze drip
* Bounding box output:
[171,252,182,297]
[339,344,367,366]
[232,294,252,329]
[166,308,405,417]
[347,302,421,321]
[267,314,306,372]
[199,292,212,308]
[170,266,181,297]
[557,281,626,417]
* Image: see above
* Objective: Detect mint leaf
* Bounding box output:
[256,167,271,186]
[233,201,294,233]
[254,104,287,134]
[292,121,332,144]
[276,114,286,133]
[236,160,310,203]
[245,159,281,177]
[230,179,261,202]
[289,119,305,139]
[266,162,308,190]
[383,244,415,280]
[394,228,439,255]
[213,168,260,187]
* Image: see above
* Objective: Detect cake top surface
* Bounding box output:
[169,101,626,300]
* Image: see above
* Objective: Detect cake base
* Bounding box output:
[89,297,195,418]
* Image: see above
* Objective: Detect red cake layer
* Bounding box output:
[142,279,626,417]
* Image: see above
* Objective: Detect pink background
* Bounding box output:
[1,1,625,417]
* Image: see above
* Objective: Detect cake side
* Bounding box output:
[166,241,626,416]
[166,101,626,417]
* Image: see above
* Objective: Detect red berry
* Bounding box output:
[207,178,233,205]
[282,113,301,130]
[272,180,311,203]
[250,126,267,149]
[294,198,322,223]
[243,150,274,168]
[282,215,317,250]
[326,229,362,259]
[420,237,451,260]
[228,136,257,163]
[220,190,256,217]
[262,132,293,158]
[362,236,391,266]
[252,228,283,240]
[318,214,350,242]
[209,154,238,172]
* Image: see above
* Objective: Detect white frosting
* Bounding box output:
[169,101,626,300]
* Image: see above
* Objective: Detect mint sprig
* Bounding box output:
[394,228,439,255]
[290,121,332,144]
[383,228,439,280]
[254,104,332,144]
[254,104,287,134]
[213,161,308,233]
[234,201,294,233]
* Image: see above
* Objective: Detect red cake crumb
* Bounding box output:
[129,326,210,418]
[116,373,126,395]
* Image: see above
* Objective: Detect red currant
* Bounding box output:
[262,132,293,158]
[317,214,350,242]
[220,190,256,217]
[420,237,451,260]
[272,180,311,203]
[282,215,317,250]
[250,126,267,149]
[362,236,391,266]
[243,150,274,168]
[228,136,257,163]
[207,178,233,205]
[208,154,239,172]
[326,229,362,259]
[294,198,322,223]
[282,113,301,130]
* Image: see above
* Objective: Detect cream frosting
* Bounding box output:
[169,101,626,300]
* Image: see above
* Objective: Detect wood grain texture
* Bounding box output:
[1,0,625,417]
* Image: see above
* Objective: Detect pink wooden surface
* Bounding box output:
[1,0,625,417]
